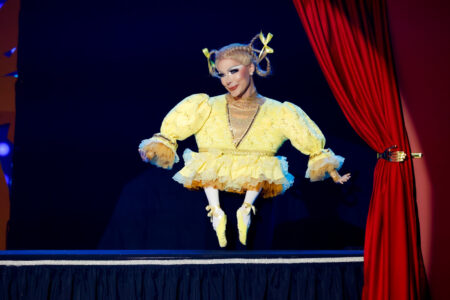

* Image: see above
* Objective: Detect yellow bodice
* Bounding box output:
[194,94,286,154]
[139,93,345,197]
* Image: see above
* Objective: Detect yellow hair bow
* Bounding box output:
[258,32,274,59]
[202,48,215,71]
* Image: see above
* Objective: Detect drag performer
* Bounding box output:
[139,32,351,248]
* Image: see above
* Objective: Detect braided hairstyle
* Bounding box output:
[204,33,272,78]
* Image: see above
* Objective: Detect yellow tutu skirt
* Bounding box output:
[172,149,294,198]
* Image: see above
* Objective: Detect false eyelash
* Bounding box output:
[217,68,239,78]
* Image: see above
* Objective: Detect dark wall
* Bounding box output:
[387,0,450,298]
[8,0,374,249]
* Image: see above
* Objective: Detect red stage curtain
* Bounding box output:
[292,0,428,299]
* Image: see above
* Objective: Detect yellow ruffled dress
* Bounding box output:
[139,93,344,198]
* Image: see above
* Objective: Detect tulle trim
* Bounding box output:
[139,138,179,169]
[179,179,285,199]
[305,149,344,182]
[172,148,294,198]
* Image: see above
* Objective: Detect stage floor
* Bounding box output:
[0,249,364,258]
[0,250,364,300]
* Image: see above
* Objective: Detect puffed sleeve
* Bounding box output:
[139,93,211,169]
[279,101,345,181]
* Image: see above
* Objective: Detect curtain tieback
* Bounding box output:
[377,145,423,161]
[377,145,407,162]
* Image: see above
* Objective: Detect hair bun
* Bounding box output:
[203,32,274,78]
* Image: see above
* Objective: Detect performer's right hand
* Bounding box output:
[138,149,144,161]
[139,149,154,162]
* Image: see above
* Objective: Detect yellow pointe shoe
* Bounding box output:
[206,205,227,248]
[236,202,256,246]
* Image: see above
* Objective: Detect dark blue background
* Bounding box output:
[8,0,375,249]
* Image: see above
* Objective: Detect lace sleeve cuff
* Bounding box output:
[139,135,180,169]
[305,148,345,182]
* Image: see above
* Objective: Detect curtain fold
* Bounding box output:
[292,0,428,299]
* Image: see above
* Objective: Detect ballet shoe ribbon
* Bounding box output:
[206,205,221,218]
[243,202,256,215]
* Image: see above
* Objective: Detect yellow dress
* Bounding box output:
[139,93,344,198]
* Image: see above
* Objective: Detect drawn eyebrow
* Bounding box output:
[227,65,242,71]
[216,65,242,75]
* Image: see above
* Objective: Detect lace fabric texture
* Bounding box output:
[141,93,345,196]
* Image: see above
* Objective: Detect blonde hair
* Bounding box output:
[204,33,272,78]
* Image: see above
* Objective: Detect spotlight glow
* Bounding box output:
[4,174,9,185]
[0,143,10,156]
[4,47,16,57]
[4,71,18,78]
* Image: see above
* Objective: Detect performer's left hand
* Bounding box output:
[330,169,351,184]
[336,173,351,184]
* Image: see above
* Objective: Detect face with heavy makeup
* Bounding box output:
[216,58,256,99]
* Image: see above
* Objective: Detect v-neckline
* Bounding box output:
[224,94,265,148]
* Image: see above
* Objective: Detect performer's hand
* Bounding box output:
[138,148,155,162]
[336,173,351,184]
[138,149,146,161]
[329,169,351,184]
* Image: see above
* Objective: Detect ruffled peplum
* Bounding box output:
[172,149,294,198]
